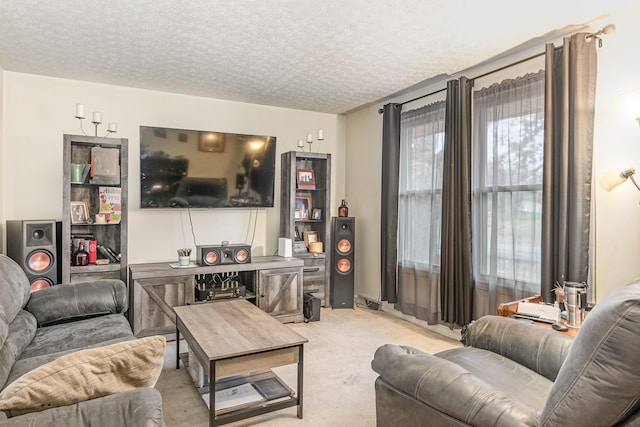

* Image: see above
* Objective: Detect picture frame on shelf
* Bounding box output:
[296,168,316,190]
[70,201,89,224]
[303,231,319,248]
[294,240,308,254]
[294,209,302,220]
[295,195,312,220]
[312,208,322,220]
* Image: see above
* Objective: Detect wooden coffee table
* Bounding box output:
[174,300,308,427]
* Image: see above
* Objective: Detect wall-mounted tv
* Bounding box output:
[140,126,276,208]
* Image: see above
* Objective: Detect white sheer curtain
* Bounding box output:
[396,101,446,324]
[472,72,545,318]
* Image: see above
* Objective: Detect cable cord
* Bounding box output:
[250,208,258,246]
[244,209,253,243]
[187,207,197,246]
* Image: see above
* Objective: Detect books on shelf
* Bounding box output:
[97,244,119,263]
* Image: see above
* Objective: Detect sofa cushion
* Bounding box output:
[20,313,133,360]
[0,335,166,417]
[0,311,36,390]
[541,280,640,426]
[371,344,540,426]
[0,255,31,349]
[5,336,133,388]
[26,280,128,327]
[0,388,164,427]
[436,346,553,411]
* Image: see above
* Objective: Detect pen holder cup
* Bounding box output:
[178,256,190,266]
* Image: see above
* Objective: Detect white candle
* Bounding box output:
[92,111,102,123]
[297,139,304,148]
[75,103,85,119]
[317,128,324,140]
[107,122,118,132]
[306,133,313,143]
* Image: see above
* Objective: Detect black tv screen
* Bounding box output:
[140,126,276,208]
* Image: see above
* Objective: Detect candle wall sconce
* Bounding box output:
[299,128,324,152]
[74,103,118,137]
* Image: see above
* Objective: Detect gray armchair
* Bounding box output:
[372,281,640,426]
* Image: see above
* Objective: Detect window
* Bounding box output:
[398,101,446,270]
[472,72,545,298]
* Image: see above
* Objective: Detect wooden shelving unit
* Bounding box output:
[280,151,331,306]
[62,134,128,284]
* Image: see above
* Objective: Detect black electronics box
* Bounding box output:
[303,293,321,322]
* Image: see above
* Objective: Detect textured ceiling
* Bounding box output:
[0,1,623,114]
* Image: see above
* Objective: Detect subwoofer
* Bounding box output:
[6,220,58,292]
[330,217,355,308]
[196,243,252,266]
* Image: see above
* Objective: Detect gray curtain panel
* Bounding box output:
[440,77,474,327]
[471,72,545,318]
[541,34,597,301]
[380,103,402,303]
[396,101,447,325]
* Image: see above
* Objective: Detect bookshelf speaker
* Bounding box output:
[6,220,58,291]
[196,243,251,266]
[330,217,355,308]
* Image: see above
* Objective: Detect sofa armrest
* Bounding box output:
[26,280,128,327]
[462,315,573,381]
[0,388,163,426]
[372,344,539,426]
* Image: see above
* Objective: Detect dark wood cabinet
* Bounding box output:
[280,151,331,306]
[62,135,128,284]
[257,267,303,322]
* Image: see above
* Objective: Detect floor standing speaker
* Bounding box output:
[330,217,355,308]
[6,220,58,292]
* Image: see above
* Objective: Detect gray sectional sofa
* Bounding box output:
[0,254,164,426]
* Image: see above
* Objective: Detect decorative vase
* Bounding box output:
[338,199,349,217]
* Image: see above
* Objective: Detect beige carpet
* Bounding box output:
[156,305,461,426]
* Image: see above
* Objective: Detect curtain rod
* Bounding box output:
[377,24,614,114]
[376,50,544,114]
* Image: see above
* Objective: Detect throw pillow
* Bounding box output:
[0,335,166,417]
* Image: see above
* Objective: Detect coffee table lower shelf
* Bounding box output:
[180,354,299,424]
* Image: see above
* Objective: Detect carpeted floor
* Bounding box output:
[155,305,461,426]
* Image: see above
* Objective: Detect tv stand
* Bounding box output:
[128,256,304,337]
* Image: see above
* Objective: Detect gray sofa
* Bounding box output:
[0,254,164,426]
[372,280,640,427]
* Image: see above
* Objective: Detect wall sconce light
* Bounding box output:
[74,103,118,137]
[298,129,324,152]
[600,168,640,192]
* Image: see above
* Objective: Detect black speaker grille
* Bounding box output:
[330,217,355,308]
[6,220,58,289]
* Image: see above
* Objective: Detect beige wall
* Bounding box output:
[346,9,640,303]
[1,72,345,263]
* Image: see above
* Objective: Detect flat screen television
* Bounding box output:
[140,126,276,208]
